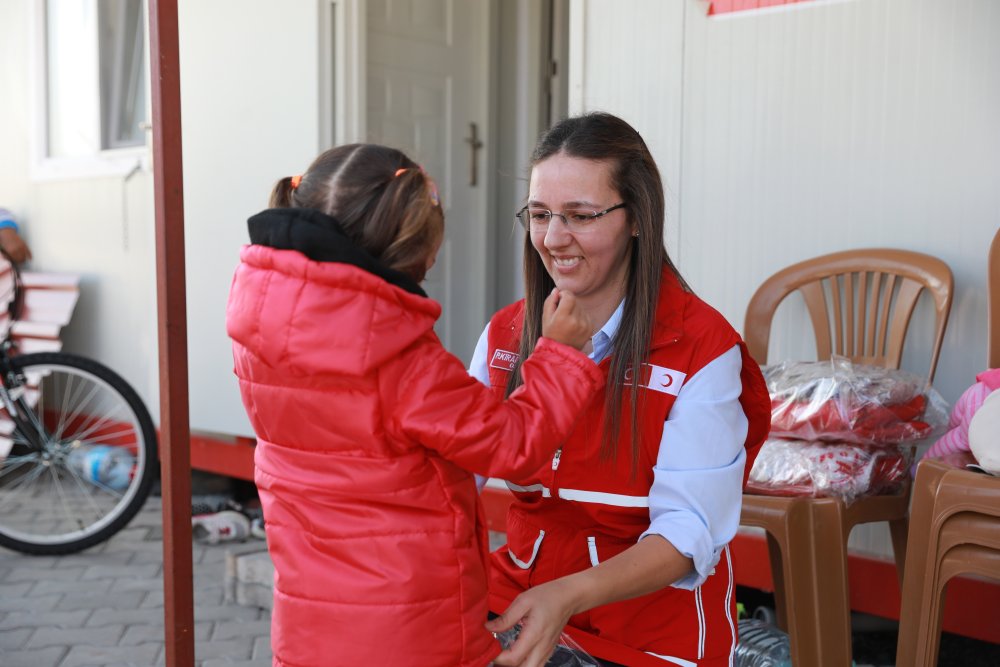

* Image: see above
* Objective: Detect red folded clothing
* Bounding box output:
[747,438,910,503]
[763,358,945,445]
[770,393,932,444]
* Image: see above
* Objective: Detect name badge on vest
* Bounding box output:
[624,363,686,396]
[490,349,520,372]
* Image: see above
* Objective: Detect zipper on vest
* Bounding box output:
[551,448,562,471]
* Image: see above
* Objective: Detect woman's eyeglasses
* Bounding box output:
[515,203,626,234]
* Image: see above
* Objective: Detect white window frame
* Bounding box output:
[29,0,151,182]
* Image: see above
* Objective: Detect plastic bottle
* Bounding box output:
[735,618,792,667]
[66,444,135,490]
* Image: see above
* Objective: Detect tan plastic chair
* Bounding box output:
[896,459,1000,666]
[741,248,954,667]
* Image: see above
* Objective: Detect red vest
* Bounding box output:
[487,269,770,666]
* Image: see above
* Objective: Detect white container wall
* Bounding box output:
[570,0,1000,557]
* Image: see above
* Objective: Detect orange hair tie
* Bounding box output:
[290,174,303,190]
[393,167,440,208]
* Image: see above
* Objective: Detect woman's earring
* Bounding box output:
[632,231,640,238]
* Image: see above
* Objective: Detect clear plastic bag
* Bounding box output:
[735,618,792,667]
[747,437,912,503]
[493,624,599,667]
[763,357,948,445]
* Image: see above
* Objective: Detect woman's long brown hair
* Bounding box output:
[505,113,689,472]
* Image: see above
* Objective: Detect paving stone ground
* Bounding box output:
[0,495,271,667]
[2,491,997,667]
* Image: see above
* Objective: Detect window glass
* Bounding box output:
[44,0,146,158]
[46,0,100,158]
[98,0,146,149]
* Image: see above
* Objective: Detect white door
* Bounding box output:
[366,0,491,364]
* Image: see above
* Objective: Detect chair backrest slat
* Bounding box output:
[744,248,953,383]
[801,281,833,360]
[875,273,896,360]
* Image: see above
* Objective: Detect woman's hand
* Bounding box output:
[485,578,582,667]
[541,288,592,351]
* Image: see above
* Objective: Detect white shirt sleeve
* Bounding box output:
[639,344,749,590]
[468,323,492,387]
[468,323,492,492]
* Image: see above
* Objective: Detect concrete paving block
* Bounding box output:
[86,607,168,628]
[109,576,163,594]
[194,603,264,623]
[0,581,35,598]
[80,562,160,581]
[199,540,265,565]
[251,634,272,661]
[211,618,271,641]
[0,645,67,667]
[224,549,274,612]
[24,622,125,648]
[59,643,161,667]
[195,638,253,660]
[0,609,90,630]
[0,626,32,650]
[32,577,114,596]
[129,549,165,565]
[2,555,60,569]
[0,592,60,613]
[51,550,135,568]
[3,565,87,583]
[119,621,210,645]
[109,525,152,543]
[56,590,145,612]
[118,623,166,646]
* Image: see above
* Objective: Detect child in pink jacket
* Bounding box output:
[226,143,603,667]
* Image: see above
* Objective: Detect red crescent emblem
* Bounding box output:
[660,374,673,388]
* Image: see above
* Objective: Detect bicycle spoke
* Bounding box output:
[63,417,136,449]
[60,463,115,528]
[0,461,49,512]
[52,373,105,443]
[0,454,38,482]
[47,463,85,530]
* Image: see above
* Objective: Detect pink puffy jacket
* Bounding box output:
[226,208,603,667]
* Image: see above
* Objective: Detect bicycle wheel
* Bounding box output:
[0,352,157,554]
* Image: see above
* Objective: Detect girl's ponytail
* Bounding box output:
[269,176,297,208]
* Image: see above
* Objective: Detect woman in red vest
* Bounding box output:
[471,113,772,667]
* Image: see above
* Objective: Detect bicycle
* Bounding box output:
[0,251,157,554]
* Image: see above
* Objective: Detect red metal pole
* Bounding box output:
[147,1,195,665]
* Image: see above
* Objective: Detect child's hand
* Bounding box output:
[541,288,592,351]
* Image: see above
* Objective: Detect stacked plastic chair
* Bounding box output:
[895,458,1000,665]
[895,227,1000,664]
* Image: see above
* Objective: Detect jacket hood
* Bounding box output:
[227,208,442,377]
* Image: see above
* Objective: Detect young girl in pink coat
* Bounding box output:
[226,143,604,667]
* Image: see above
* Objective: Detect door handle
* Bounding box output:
[464,122,483,187]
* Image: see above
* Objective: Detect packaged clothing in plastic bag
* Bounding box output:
[763,357,947,445]
[746,437,911,503]
[493,624,599,667]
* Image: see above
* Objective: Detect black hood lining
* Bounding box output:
[247,208,427,297]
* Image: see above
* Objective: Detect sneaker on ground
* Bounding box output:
[191,510,251,544]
